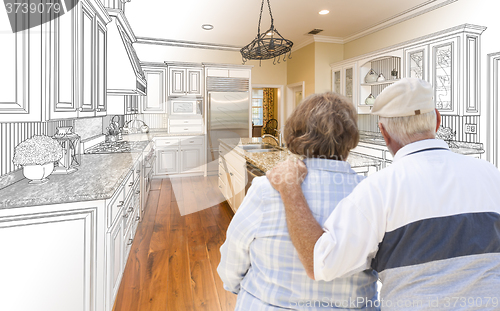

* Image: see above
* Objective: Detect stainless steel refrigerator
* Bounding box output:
[207,91,250,175]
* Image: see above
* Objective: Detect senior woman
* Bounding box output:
[217,92,379,310]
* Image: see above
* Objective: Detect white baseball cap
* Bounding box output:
[371,78,435,117]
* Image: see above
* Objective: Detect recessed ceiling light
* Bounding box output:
[319,10,329,15]
[202,24,214,30]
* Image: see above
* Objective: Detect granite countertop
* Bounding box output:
[0,152,142,209]
[219,138,381,173]
[359,131,485,155]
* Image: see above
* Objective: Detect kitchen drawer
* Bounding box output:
[124,206,140,260]
[169,125,203,133]
[169,119,203,125]
[124,170,135,200]
[155,138,180,148]
[107,186,125,228]
[132,160,141,183]
[122,196,135,235]
[180,136,204,146]
[220,150,246,173]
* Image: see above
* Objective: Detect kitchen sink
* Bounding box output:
[241,144,277,150]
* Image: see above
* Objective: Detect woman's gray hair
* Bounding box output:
[378,110,436,146]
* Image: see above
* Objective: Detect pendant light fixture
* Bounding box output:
[241,0,293,65]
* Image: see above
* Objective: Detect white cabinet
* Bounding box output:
[156,148,179,175]
[48,0,111,120]
[141,66,167,113]
[0,5,43,122]
[181,147,202,172]
[154,136,205,177]
[331,62,358,111]
[168,66,203,97]
[107,95,140,115]
[401,25,485,116]
[0,202,104,311]
[218,143,246,213]
[106,212,123,311]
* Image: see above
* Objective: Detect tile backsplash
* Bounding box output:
[0,119,74,178]
[74,117,104,140]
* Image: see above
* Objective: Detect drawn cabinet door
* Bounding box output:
[49,2,79,120]
[0,12,43,122]
[169,68,186,96]
[180,147,202,173]
[404,44,429,82]
[186,68,202,96]
[141,67,166,113]
[156,148,179,174]
[0,208,97,311]
[95,20,107,116]
[429,36,459,115]
[106,213,123,311]
[78,1,96,117]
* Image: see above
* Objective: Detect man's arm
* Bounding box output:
[266,159,324,280]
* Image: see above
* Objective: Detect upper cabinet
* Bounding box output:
[141,66,167,113]
[331,61,358,111]
[402,24,486,116]
[0,4,44,122]
[331,24,486,117]
[49,0,111,120]
[166,63,203,97]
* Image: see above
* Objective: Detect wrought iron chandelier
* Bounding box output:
[241,0,293,65]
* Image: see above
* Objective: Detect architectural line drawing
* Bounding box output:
[0,1,499,311]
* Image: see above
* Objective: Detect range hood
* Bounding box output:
[107,9,147,96]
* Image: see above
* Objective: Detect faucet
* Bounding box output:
[262,129,283,147]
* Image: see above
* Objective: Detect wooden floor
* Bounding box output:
[113,176,237,311]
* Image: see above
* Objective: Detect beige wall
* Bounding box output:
[343,0,500,59]
[314,42,343,93]
[134,44,287,86]
[286,43,315,97]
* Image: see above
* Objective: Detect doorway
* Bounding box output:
[251,85,284,137]
[286,82,305,123]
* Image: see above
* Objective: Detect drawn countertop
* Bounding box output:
[0,152,143,209]
[0,131,206,209]
[219,138,382,173]
[359,131,485,155]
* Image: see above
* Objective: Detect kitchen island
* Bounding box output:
[217,138,383,213]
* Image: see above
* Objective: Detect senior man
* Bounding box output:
[267,78,500,310]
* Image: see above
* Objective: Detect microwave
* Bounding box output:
[170,99,202,115]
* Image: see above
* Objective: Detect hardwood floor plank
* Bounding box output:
[150,178,162,191]
[185,212,223,311]
[166,226,194,311]
[204,225,237,311]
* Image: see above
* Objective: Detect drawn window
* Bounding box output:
[252,89,264,126]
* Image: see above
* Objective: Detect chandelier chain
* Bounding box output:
[257,0,274,36]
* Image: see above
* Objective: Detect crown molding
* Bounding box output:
[135,37,242,51]
[343,0,458,43]
[312,35,344,44]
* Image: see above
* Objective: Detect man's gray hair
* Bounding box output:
[379,110,436,146]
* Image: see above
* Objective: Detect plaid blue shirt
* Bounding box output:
[218,158,379,310]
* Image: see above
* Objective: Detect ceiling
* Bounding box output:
[125,0,444,48]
